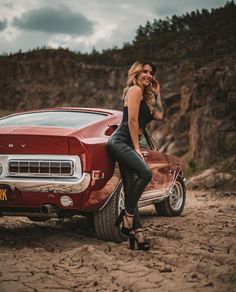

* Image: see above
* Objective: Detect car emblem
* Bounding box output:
[7,144,26,148]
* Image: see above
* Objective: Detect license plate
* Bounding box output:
[0,184,11,204]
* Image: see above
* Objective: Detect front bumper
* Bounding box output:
[0,172,91,194]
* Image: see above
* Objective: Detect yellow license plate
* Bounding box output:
[0,185,10,203]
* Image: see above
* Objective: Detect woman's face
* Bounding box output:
[137,64,154,87]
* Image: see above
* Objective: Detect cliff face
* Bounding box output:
[0,52,126,112]
[0,54,235,173]
[150,56,236,170]
[0,51,235,172]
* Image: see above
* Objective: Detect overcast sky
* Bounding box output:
[0,0,228,55]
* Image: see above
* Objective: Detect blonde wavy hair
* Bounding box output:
[122,60,156,106]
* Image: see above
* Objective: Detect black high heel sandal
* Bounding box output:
[129,230,150,251]
[115,209,134,236]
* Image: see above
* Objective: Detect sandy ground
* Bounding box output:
[0,190,235,292]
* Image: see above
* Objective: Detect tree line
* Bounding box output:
[1,1,235,66]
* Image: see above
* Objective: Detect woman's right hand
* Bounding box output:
[135,147,144,160]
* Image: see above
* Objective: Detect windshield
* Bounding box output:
[0,111,107,128]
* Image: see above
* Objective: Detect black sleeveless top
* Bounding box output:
[121,98,153,130]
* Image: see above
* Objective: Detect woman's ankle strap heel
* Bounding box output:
[129,230,150,251]
[115,209,134,236]
[129,235,135,250]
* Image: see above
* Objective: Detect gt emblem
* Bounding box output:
[21,145,26,148]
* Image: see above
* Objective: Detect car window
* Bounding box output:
[0,111,107,128]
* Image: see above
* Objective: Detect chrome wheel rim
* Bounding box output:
[169,181,183,211]
[118,185,125,212]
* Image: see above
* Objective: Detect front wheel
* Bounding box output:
[155,176,186,216]
[94,182,127,243]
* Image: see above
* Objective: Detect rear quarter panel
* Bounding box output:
[69,112,122,211]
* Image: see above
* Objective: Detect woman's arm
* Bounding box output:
[127,86,144,158]
[152,92,164,120]
[150,79,164,121]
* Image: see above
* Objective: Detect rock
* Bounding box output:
[205,175,217,188]
[187,168,235,190]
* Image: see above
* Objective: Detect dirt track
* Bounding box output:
[0,190,235,292]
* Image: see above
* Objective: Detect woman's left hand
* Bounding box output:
[150,79,164,120]
[134,147,145,161]
[151,79,160,96]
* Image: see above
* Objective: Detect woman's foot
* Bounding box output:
[115,209,134,236]
[129,229,150,251]
[123,211,134,231]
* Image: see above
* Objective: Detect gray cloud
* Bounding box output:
[0,0,228,55]
[154,0,226,18]
[12,5,94,35]
[155,5,181,17]
[0,19,7,31]
[3,1,14,9]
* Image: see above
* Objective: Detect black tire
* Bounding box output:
[94,182,127,243]
[27,216,49,222]
[155,176,186,216]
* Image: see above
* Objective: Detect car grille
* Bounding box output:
[8,160,74,177]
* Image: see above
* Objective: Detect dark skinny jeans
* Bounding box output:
[107,123,152,229]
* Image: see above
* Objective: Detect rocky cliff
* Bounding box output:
[0,51,126,112]
[150,55,236,172]
[0,51,235,174]
[0,4,235,179]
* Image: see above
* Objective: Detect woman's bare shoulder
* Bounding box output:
[127,85,142,98]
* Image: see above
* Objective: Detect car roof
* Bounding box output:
[0,107,123,134]
[0,107,122,120]
[17,106,118,114]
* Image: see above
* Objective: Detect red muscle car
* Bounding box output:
[0,107,186,242]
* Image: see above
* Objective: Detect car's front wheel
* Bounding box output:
[94,181,127,243]
[154,176,186,216]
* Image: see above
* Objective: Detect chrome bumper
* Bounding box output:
[0,173,91,194]
[0,154,90,194]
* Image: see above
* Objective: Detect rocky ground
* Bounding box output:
[0,190,235,292]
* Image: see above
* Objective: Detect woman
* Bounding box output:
[107,60,163,250]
